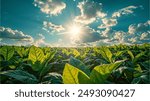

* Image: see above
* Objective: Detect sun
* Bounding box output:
[70,25,80,35]
[65,23,83,42]
[68,24,82,36]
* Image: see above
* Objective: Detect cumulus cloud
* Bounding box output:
[128,37,137,43]
[74,22,149,46]
[97,20,150,45]
[114,31,126,43]
[98,6,140,29]
[98,18,117,28]
[43,21,65,33]
[77,26,107,43]
[101,28,114,37]
[128,20,150,34]
[140,32,149,40]
[127,34,150,44]
[87,20,149,46]
[0,27,33,41]
[112,6,138,18]
[74,0,106,24]
[34,0,66,16]
[123,21,150,44]
[33,34,49,47]
[0,27,33,46]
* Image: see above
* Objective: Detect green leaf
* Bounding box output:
[131,78,141,84]
[78,72,91,84]
[134,64,143,73]
[0,60,9,70]
[140,75,150,83]
[0,70,38,84]
[90,60,124,84]
[63,63,90,84]
[97,47,113,63]
[30,61,43,71]
[72,49,80,57]
[127,50,134,61]
[133,52,145,63]
[114,51,125,58]
[28,46,45,71]
[28,46,44,63]
[15,46,29,58]
[15,47,23,58]
[44,51,56,67]
[69,56,90,76]
[123,66,135,82]
[40,64,52,78]
[62,49,71,56]
[0,46,14,61]
[132,75,150,84]
[39,51,56,78]
[42,73,62,84]
[140,60,150,70]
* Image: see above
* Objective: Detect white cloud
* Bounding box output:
[74,16,96,25]
[43,21,65,32]
[33,34,49,47]
[98,5,140,29]
[65,25,108,46]
[101,28,114,37]
[83,20,150,46]
[140,32,149,40]
[74,0,106,24]
[114,31,126,43]
[98,18,117,28]
[125,21,150,44]
[112,6,138,18]
[128,24,136,34]
[127,32,150,44]
[79,26,107,43]
[0,27,33,41]
[34,0,66,16]
[0,27,33,46]
[97,20,150,45]
[128,20,150,34]
[128,37,137,43]
[124,21,150,44]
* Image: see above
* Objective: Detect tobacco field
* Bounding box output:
[0,44,150,84]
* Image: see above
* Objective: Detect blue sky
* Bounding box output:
[0,0,149,47]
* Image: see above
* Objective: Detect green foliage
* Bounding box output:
[0,70,38,84]
[15,46,29,58]
[72,49,80,57]
[90,60,124,84]
[0,43,149,84]
[63,63,90,84]
[127,50,134,61]
[96,47,113,63]
[39,51,56,78]
[63,58,124,84]
[127,50,145,64]
[0,46,14,61]
[133,52,145,63]
[69,56,90,76]
[28,46,55,73]
[42,73,63,84]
